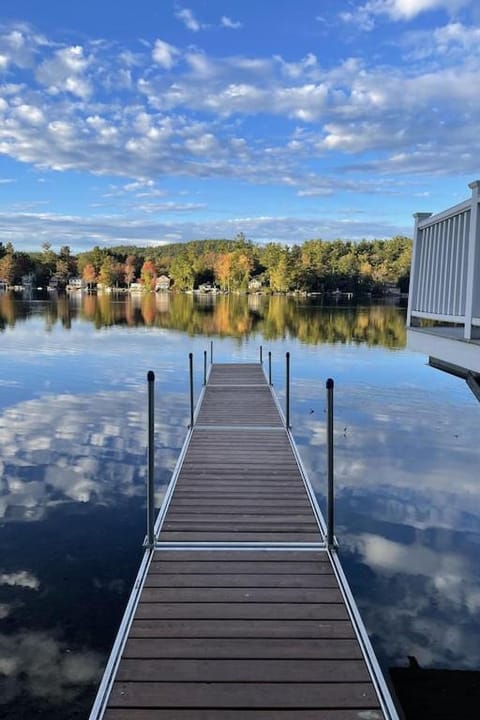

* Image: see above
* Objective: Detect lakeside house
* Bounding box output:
[407,179,480,398]
[197,282,217,293]
[66,277,86,292]
[155,275,171,292]
[248,277,263,292]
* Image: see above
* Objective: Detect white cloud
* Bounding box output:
[274,53,318,79]
[0,209,411,252]
[185,51,215,76]
[0,21,479,211]
[15,104,44,125]
[340,0,470,29]
[221,16,243,30]
[36,45,92,98]
[152,39,179,69]
[175,6,204,32]
[382,0,469,20]
[404,21,480,58]
[0,26,41,69]
[0,570,40,589]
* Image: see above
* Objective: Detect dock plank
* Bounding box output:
[98,363,389,720]
[149,560,332,573]
[139,587,344,603]
[105,711,383,720]
[115,658,369,682]
[108,681,379,708]
[135,602,348,620]
[123,636,363,659]
[144,574,338,588]
[129,619,355,639]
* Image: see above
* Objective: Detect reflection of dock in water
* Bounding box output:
[90,360,399,719]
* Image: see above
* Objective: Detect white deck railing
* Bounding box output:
[407,180,480,340]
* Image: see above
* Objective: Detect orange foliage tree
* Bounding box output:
[141,259,157,292]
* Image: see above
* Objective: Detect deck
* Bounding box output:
[92,362,398,719]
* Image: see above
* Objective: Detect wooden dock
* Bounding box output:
[91,362,398,719]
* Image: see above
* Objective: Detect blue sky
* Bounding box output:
[0,0,479,252]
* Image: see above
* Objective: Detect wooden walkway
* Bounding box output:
[93,363,397,720]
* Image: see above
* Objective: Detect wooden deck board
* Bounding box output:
[123,636,363,659]
[135,602,348,620]
[129,619,355,639]
[144,574,338,588]
[105,711,384,720]
[100,363,389,719]
[149,560,332,572]
[147,550,329,562]
[139,586,344,603]
[115,658,369,682]
[108,681,379,708]
[158,532,322,542]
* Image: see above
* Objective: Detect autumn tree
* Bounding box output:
[214,253,232,291]
[0,251,16,285]
[55,246,75,287]
[141,259,157,292]
[229,249,253,291]
[124,255,136,288]
[82,263,97,287]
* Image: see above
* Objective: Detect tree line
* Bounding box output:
[0,233,412,295]
[0,292,407,348]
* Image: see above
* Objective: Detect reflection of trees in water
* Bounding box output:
[0,292,407,348]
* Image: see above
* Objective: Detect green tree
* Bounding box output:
[170,254,195,291]
[98,255,116,288]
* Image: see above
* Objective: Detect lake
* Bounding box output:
[0,291,479,718]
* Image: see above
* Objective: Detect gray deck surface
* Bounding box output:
[103,363,386,719]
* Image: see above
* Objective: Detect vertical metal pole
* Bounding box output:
[260,345,263,364]
[286,352,290,428]
[268,351,272,385]
[203,350,207,385]
[210,340,213,364]
[147,370,155,548]
[189,353,194,427]
[326,378,335,549]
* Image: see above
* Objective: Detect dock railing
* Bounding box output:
[407,180,480,340]
[91,347,402,720]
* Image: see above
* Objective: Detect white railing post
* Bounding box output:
[407,212,432,327]
[464,181,480,339]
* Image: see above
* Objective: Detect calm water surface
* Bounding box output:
[0,292,479,718]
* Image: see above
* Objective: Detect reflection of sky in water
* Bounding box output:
[291,356,480,673]
[0,298,479,717]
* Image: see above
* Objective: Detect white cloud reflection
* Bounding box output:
[290,365,480,669]
[0,390,186,521]
[0,630,102,704]
[0,571,39,590]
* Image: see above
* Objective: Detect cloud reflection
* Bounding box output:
[0,390,187,522]
[291,374,480,670]
[0,571,39,590]
[0,631,102,704]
